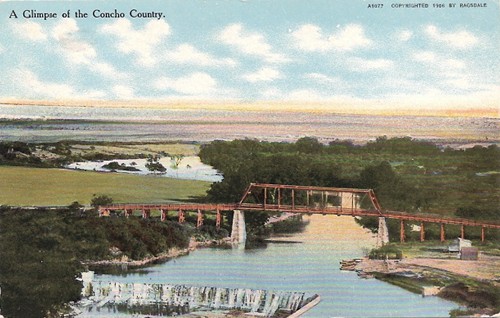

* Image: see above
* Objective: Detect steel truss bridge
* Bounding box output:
[99,183,500,242]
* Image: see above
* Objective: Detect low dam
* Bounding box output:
[79,277,316,317]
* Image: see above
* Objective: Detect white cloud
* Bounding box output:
[101,19,170,67]
[153,72,217,95]
[112,85,134,99]
[305,73,342,85]
[413,51,466,71]
[52,19,96,65]
[164,44,236,67]
[424,25,479,49]
[12,21,47,42]
[443,58,466,70]
[14,69,104,99]
[243,67,282,82]
[49,19,127,80]
[292,24,372,52]
[349,57,393,71]
[92,62,128,79]
[218,24,289,63]
[397,30,413,42]
[413,51,436,63]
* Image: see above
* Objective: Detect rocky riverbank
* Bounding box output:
[84,238,232,268]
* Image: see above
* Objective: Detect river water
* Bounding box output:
[66,157,223,182]
[94,215,458,317]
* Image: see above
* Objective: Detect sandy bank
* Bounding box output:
[349,254,500,316]
[355,253,500,284]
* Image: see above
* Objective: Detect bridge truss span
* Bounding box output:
[238,183,382,215]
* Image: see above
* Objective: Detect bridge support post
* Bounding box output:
[400,220,405,243]
[440,224,445,242]
[231,210,246,244]
[216,208,221,230]
[461,225,465,239]
[98,208,109,217]
[160,209,167,222]
[420,222,425,242]
[178,209,185,223]
[142,209,150,219]
[481,226,485,242]
[377,217,389,247]
[197,209,203,228]
[125,209,133,218]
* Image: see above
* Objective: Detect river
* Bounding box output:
[92,215,458,317]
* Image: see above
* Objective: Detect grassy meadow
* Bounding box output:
[0,166,210,206]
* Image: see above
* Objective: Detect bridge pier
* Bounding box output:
[197,209,204,228]
[440,224,445,242]
[98,208,109,217]
[178,209,185,223]
[216,208,221,230]
[481,226,485,242]
[125,209,133,218]
[461,224,465,239]
[420,222,425,242]
[376,217,389,247]
[142,209,150,219]
[400,220,405,243]
[160,209,167,222]
[231,210,246,244]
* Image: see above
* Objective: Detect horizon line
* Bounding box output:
[1,99,498,118]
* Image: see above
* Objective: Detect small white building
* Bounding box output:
[448,238,472,253]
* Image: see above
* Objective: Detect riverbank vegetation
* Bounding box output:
[0,205,226,318]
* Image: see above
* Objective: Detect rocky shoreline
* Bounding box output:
[84,238,232,268]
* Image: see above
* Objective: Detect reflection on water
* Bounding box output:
[94,215,458,317]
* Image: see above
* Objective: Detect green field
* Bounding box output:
[0,166,211,206]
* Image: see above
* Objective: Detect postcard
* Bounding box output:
[0,1,499,317]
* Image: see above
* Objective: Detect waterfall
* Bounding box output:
[80,281,308,317]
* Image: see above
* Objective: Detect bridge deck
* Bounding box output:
[99,202,500,229]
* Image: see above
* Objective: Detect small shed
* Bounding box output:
[448,238,471,253]
[460,247,479,260]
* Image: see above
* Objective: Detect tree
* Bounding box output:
[295,137,323,154]
[90,194,113,208]
[171,154,184,169]
[145,155,167,175]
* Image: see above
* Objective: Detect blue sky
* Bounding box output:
[0,0,499,113]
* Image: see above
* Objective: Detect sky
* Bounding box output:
[0,0,499,115]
